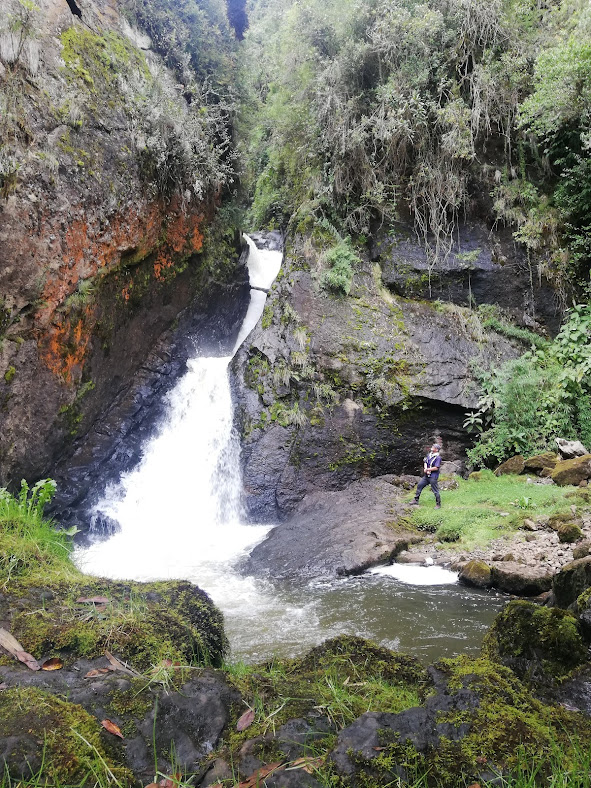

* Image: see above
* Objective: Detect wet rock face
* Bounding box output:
[372,222,560,334]
[0,0,242,487]
[245,477,419,581]
[232,236,520,521]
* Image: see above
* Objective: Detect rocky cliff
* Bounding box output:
[0,0,242,487]
[232,227,559,521]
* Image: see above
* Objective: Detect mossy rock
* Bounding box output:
[524,452,558,473]
[482,599,588,684]
[551,454,591,486]
[2,579,227,671]
[548,511,579,530]
[558,522,583,543]
[330,655,591,787]
[222,635,429,770]
[573,540,591,560]
[293,635,429,687]
[459,559,492,589]
[0,687,132,784]
[494,455,525,476]
[553,556,591,609]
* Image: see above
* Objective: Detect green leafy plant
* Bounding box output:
[319,238,360,296]
[467,304,591,466]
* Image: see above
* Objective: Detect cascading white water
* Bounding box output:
[76,237,302,647]
[76,235,505,663]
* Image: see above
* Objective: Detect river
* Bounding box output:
[75,236,505,664]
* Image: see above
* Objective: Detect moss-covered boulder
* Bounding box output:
[0,687,132,784]
[329,655,591,786]
[482,600,588,683]
[1,579,227,671]
[551,455,591,486]
[558,522,583,543]
[553,556,591,609]
[573,540,591,560]
[548,511,578,530]
[458,560,492,588]
[494,455,525,476]
[524,452,558,473]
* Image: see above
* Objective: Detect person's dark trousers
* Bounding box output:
[414,473,441,505]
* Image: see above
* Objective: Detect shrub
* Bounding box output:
[467,304,591,467]
[319,238,360,296]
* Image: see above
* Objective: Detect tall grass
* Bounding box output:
[0,478,78,588]
[408,470,584,549]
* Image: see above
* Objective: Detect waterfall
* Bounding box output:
[75,236,284,615]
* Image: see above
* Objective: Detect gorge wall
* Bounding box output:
[232,227,560,521]
[0,0,243,487]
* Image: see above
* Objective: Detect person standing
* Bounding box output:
[410,443,442,508]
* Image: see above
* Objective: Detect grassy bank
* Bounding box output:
[405,470,588,549]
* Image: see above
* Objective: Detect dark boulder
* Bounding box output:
[490,562,553,596]
[558,522,584,543]
[244,478,419,581]
[495,455,525,476]
[553,556,591,609]
[524,453,558,473]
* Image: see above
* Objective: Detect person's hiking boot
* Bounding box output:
[410,499,420,506]
[435,503,441,509]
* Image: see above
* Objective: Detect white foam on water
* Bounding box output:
[370,564,459,586]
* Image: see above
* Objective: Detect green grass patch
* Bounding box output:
[223,636,427,752]
[0,479,80,588]
[407,470,586,550]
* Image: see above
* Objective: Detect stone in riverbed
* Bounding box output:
[553,556,591,608]
[458,559,492,588]
[557,523,583,544]
[490,562,553,596]
[573,541,591,560]
[482,599,588,683]
[495,455,525,476]
[551,454,591,486]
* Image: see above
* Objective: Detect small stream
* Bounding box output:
[75,236,506,664]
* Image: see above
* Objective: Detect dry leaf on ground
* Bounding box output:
[76,596,110,605]
[101,719,124,738]
[238,762,284,788]
[236,708,255,731]
[288,756,325,774]
[0,628,40,670]
[15,650,41,671]
[105,650,140,676]
[42,657,64,671]
[84,668,112,678]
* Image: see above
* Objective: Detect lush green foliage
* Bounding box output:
[242,0,591,294]
[408,469,582,549]
[467,304,591,465]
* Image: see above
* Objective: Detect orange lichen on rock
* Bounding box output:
[44,306,93,384]
[37,199,207,381]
